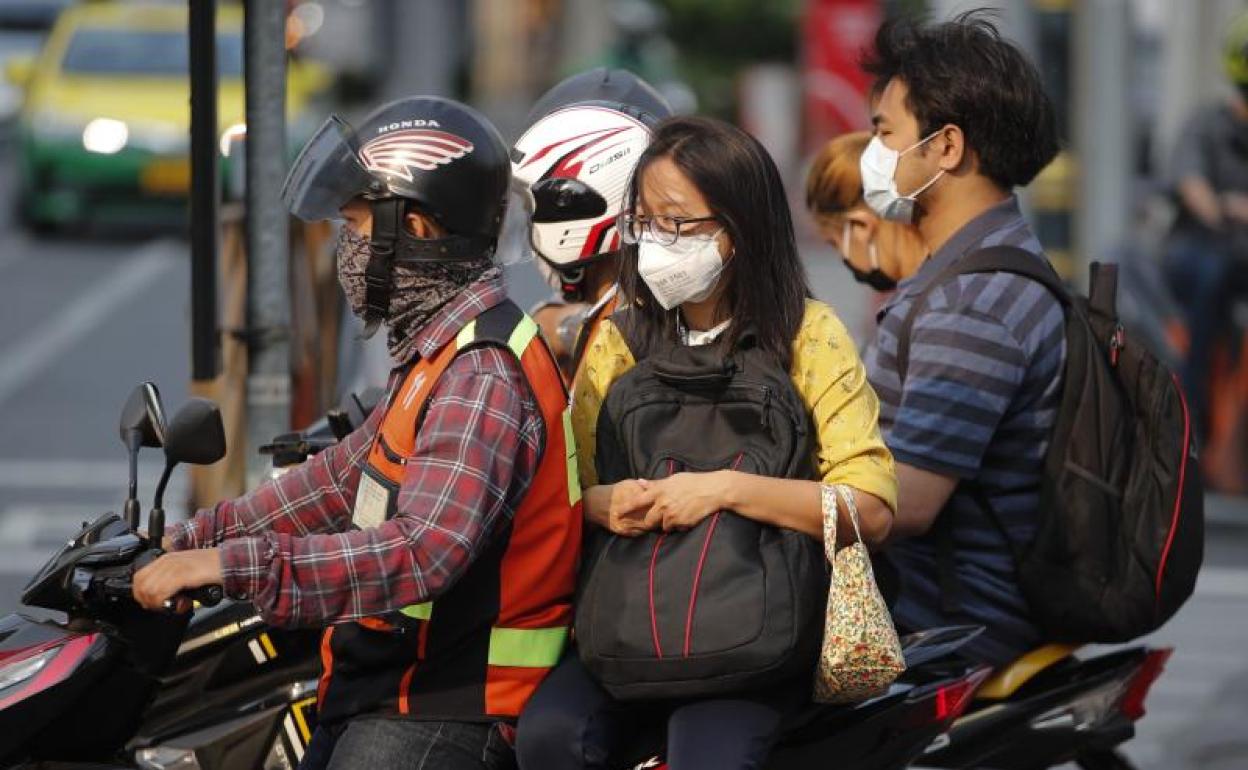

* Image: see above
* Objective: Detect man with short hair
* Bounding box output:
[859,14,1064,665]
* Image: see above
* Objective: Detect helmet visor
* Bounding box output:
[281,116,375,222]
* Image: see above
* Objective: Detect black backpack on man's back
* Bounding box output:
[575,317,827,700]
[897,248,1204,644]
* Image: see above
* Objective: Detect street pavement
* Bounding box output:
[0,143,1243,768]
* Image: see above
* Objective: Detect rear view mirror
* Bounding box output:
[4,56,34,89]
[120,382,167,449]
[163,398,226,467]
[149,398,225,543]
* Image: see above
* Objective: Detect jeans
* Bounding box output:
[1163,229,1237,436]
[298,717,516,770]
[515,655,797,770]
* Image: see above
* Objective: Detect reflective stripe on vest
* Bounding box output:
[398,602,566,666]
[488,626,568,668]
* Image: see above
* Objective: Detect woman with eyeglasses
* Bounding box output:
[515,116,897,770]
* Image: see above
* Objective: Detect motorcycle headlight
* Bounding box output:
[135,746,201,770]
[0,646,59,692]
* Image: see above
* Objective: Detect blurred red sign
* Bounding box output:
[802,0,882,151]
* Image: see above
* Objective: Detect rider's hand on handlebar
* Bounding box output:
[132,548,224,613]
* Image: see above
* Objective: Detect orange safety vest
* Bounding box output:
[317,300,582,724]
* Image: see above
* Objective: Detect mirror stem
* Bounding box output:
[124,430,142,532]
[149,506,165,546]
[152,461,174,522]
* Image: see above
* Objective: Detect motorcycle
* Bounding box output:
[0,384,1175,770]
[920,641,1172,770]
[0,384,325,769]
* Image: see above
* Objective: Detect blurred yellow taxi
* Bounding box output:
[5,2,329,231]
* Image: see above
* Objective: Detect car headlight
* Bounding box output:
[134,746,201,770]
[82,117,128,154]
[0,647,59,692]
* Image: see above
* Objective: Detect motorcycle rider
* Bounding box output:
[1162,11,1248,436]
[805,130,930,292]
[857,14,1064,666]
[133,96,581,769]
[516,68,671,383]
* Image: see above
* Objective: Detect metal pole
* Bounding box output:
[244,0,290,487]
[190,0,219,382]
[1073,0,1131,279]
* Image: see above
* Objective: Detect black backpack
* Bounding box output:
[897,247,1204,644]
[575,319,827,700]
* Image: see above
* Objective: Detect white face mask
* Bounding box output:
[637,230,728,311]
[860,132,945,224]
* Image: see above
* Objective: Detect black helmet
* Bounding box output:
[524,67,672,128]
[283,96,509,330]
[283,96,510,244]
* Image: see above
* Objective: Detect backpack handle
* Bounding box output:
[651,357,737,388]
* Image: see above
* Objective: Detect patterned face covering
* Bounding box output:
[335,226,499,365]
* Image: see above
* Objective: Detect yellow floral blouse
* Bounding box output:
[571,299,898,511]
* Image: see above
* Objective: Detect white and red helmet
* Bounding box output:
[512,103,655,275]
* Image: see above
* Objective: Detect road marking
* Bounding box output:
[0,241,177,406]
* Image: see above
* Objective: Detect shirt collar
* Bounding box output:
[881,195,1027,315]
[407,272,508,362]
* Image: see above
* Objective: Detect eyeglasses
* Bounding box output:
[618,213,721,247]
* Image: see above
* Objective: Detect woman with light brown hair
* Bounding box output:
[805,131,929,291]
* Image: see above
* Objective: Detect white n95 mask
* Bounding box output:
[860,132,944,224]
[637,231,727,311]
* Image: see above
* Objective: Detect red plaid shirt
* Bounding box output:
[168,276,544,627]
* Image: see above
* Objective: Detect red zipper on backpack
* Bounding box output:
[649,533,667,658]
[682,453,745,657]
[1155,372,1192,610]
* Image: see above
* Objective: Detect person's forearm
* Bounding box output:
[720,472,892,547]
[1179,177,1223,230]
[584,484,612,529]
[884,462,959,543]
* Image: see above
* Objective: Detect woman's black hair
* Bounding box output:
[861,10,1059,190]
[617,115,811,369]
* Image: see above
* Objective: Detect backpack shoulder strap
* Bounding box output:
[607,305,647,360]
[896,245,1068,382]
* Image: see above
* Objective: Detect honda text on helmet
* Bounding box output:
[281,96,510,330]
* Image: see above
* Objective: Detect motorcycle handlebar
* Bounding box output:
[164,584,224,611]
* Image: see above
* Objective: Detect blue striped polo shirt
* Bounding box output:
[865,196,1066,665]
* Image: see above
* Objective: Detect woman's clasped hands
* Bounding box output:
[598,471,735,537]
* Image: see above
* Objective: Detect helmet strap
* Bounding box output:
[394,230,496,262]
[363,198,403,333]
